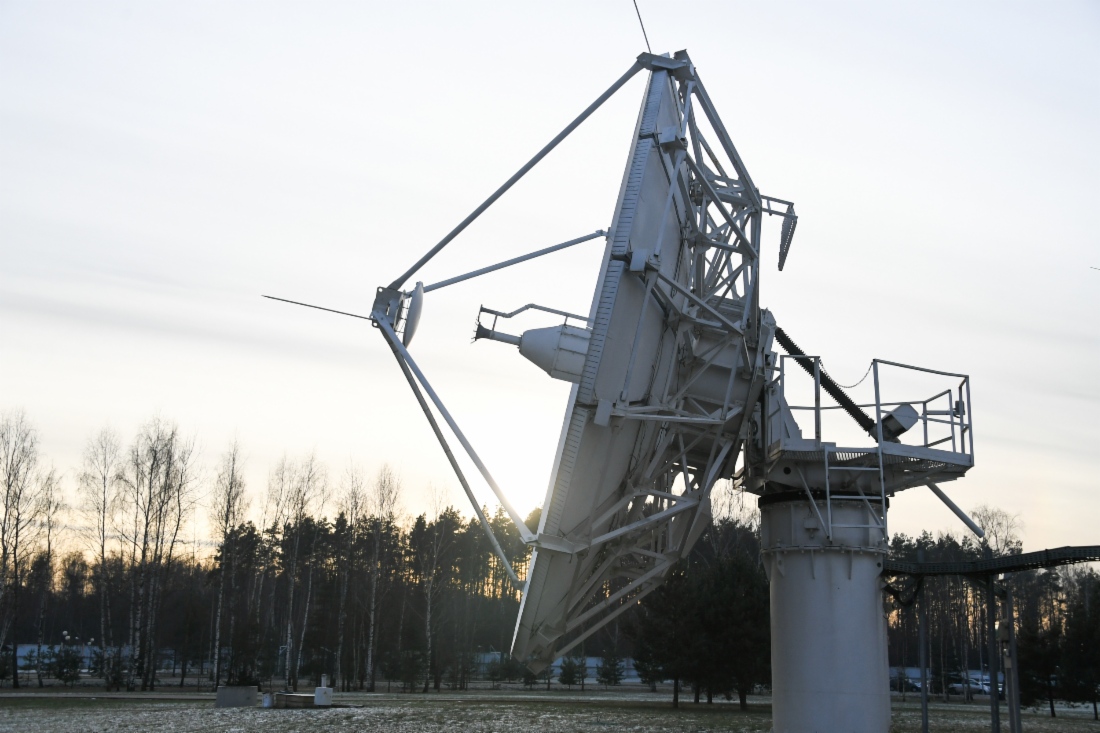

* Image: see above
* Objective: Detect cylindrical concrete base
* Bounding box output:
[760,494,890,733]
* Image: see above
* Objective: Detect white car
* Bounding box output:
[948,678,991,695]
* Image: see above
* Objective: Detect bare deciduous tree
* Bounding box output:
[0,408,46,687]
[334,463,364,690]
[972,504,1023,556]
[282,452,325,691]
[210,439,248,687]
[32,470,62,687]
[78,426,122,684]
[118,417,197,690]
[255,455,293,637]
[365,463,400,691]
[418,483,453,692]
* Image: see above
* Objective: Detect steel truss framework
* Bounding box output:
[368,51,798,669]
[885,545,1100,578]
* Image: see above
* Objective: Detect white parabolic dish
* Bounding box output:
[509,54,781,670]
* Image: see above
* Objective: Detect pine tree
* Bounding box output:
[558,656,580,688]
[1062,571,1100,720]
[633,648,663,692]
[596,651,624,687]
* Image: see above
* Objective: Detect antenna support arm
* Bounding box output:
[374,314,537,544]
[388,62,645,290]
[423,230,606,293]
[926,481,985,539]
[383,337,523,588]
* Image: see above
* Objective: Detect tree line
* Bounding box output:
[0,407,1096,718]
[886,516,1100,719]
[0,408,536,692]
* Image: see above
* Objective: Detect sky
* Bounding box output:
[1,1,1097,552]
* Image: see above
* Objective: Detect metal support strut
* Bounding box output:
[918,548,929,733]
[384,337,522,588]
[375,315,536,544]
[388,61,647,290]
[986,548,1001,733]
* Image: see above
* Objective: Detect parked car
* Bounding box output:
[891,677,921,692]
[947,678,990,696]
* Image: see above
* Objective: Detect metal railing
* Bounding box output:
[872,359,973,460]
[771,356,974,544]
[776,356,973,459]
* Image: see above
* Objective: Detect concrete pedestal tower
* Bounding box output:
[760,493,890,733]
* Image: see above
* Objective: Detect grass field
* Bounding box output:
[0,691,1097,732]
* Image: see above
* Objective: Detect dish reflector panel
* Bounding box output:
[402,282,424,346]
[512,59,772,669]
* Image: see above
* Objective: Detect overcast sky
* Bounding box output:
[2,1,1097,551]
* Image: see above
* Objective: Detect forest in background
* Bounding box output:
[0,408,1097,718]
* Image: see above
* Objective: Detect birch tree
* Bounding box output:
[119,417,197,690]
[365,464,399,691]
[0,408,46,687]
[210,440,247,687]
[414,485,456,692]
[31,470,61,687]
[257,456,293,648]
[77,426,122,685]
[282,453,325,690]
[334,464,364,691]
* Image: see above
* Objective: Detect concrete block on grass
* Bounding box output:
[274,692,315,708]
[215,685,258,708]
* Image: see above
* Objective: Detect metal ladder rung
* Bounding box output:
[822,438,888,541]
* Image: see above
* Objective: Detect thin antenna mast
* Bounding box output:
[632,0,652,53]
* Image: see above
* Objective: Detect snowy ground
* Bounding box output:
[0,691,1097,732]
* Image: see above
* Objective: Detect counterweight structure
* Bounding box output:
[355,50,975,733]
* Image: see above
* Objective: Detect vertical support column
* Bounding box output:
[986,556,1000,733]
[1004,579,1021,733]
[918,551,929,733]
[760,494,889,733]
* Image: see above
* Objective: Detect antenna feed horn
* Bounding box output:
[474,308,521,346]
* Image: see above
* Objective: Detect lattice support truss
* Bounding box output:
[513,52,792,665]
[364,51,795,670]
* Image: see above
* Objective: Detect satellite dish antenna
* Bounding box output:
[268,50,978,733]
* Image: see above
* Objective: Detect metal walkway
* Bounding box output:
[883,544,1100,733]
[884,544,1100,577]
